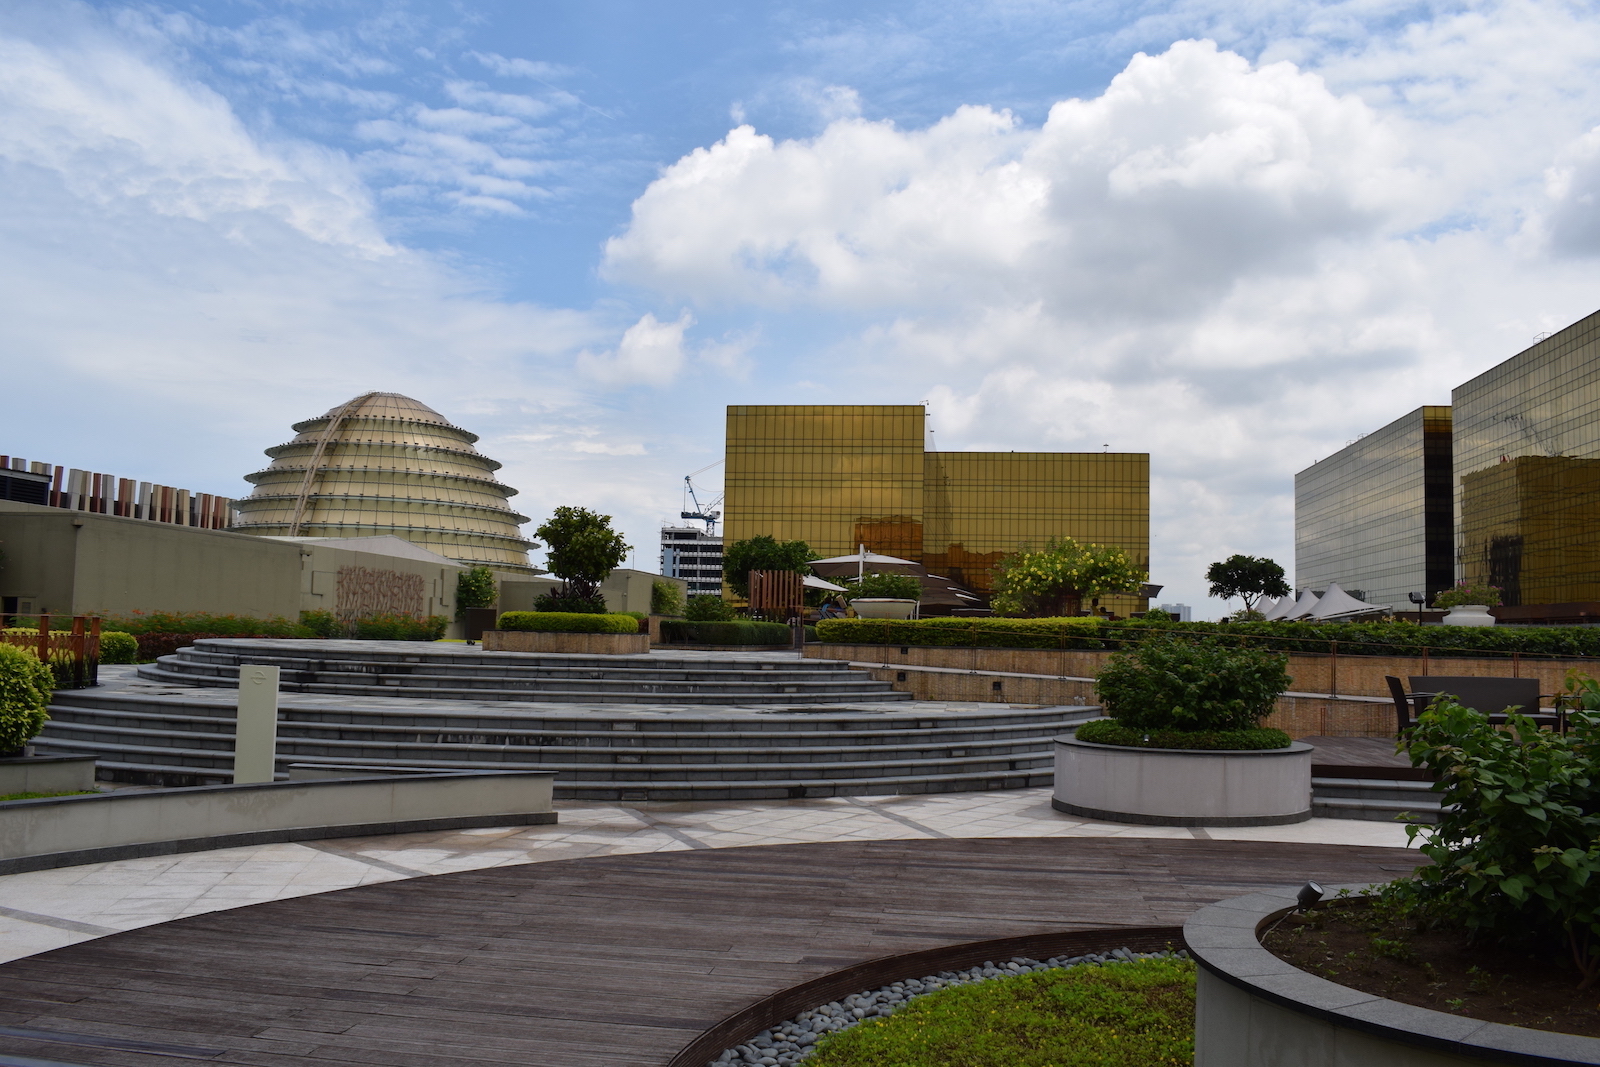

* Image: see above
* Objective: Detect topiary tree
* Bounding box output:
[0,644,52,754]
[990,538,1146,618]
[454,565,498,619]
[722,536,816,598]
[535,506,630,607]
[1205,554,1290,616]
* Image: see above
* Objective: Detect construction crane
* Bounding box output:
[681,460,724,533]
[1499,413,1561,457]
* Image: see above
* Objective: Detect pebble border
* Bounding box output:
[707,946,1191,1066]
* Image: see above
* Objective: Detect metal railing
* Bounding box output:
[0,615,102,689]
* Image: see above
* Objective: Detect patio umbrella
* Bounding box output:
[810,544,921,579]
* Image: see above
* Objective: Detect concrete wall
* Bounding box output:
[0,771,557,875]
[297,540,464,630]
[0,501,302,618]
[495,569,687,616]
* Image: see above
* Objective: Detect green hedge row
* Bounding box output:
[497,611,641,634]
[660,620,792,645]
[816,616,1600,658]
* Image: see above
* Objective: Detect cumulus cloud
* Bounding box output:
[577,311,695,385]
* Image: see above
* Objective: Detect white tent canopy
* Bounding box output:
[1308,582,1390,620]
[1258,596,1292,621]
[802,575,847,592]
[1281,589,1322,621]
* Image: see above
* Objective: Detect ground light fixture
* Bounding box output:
[1263,881,1327,938]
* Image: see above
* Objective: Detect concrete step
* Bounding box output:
[1311,776,1445,823]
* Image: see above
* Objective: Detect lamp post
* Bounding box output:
[1408,591,1426,624]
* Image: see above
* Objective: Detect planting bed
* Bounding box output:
[1264,901,1600,1038]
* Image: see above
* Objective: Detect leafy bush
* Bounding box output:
[299,610,342,638]
[1378,695,1600,987]
[103,612,311,637]
[808,958,1194,1067]
[533,591,608,614]
[454,565,498,618]
[98,631,137,664]
[651,579,685,617]
[991,537,1146,617]
[497,611,640,634]
[1434,580,1503,608]
[1075,719,1291,750]
[350,614,449,641]
[722,535,817,598]
[1094,635,1291,734]
[685,595,738,622]
[0,645,52,752]
[838,572,922,601]
[816,616,1105,649]
[660,620,792,645]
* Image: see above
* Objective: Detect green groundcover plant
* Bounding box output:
[497,611,640,634]
[1074,720,1292,751]
[659,621,791,645]
[807,958,1195,1067]
[1084,635,1292,750]
[0,645,52,753]
[1377,678,1600,987]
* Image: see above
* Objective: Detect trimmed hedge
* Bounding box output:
[0,645,51,751]
[99,631,137,664]
[816,617,1104,650]
[497,611,641,634]
[1075,719,1293,751]
[817,616,1600,658]
[351,614,449,641]
[660,620,792,645]
[103,611,311,637]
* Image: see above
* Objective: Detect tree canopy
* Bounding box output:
[990,538,1146,618]
[534,506,630,600]
[723,535,816,598]
[1204,554,1291,615]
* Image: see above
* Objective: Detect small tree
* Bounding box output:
[651,579,685,616]
[1205,554,1290,616]
[535,507,630,604]
[454,565,497,620]
[989,538,1146,618]
[722,535,816,598]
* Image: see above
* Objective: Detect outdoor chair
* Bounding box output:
[1385,675,1431,737]
[1405,675,1562,730]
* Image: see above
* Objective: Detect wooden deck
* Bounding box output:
[0,838,1418,1066]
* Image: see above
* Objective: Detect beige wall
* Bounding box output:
[296,542,465,629]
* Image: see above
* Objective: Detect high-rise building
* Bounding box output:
[660,526,724,598]
[1294,406,1454,608]
[233,392,536,572]
[1452,310,1600,605]
[722,405,1150,612]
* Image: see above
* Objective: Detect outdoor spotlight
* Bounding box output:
[1297,881,1325,909]
[1408,592,1426,605]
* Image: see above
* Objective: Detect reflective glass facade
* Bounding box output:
[723,405,1150,612]
[1295,406,1454,607]
[1454,310,1600,604]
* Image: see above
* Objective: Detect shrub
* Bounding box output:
[1094,635,1291,734]
[102,612,311,637]
[838,572,922,601]
[816,616,1105,649]
[98,631,137,664]
[454,565,498,618]
[651,579,685,617]
[722,535,816,598]
[685,595,737,622]
[0,645,52,752]
[990,537,1146,617]
[533,591,608,614]
[1378,696,1600,987]
[350,614,449,641]
[660,621,792,645]
[1075,719,1291,750]
[497,611,640,634]
[1434,579,1503,608]
[299,610,342,638]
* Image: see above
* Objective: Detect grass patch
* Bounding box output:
[0,790,98,802]
[807,958,1194,1067]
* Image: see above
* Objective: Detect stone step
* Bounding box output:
[1311,776,1444,823]
[165,639,852,672]
[172,648,857,682]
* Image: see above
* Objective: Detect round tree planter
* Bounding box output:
[482,630,650,655]
[1052,736,1313,826]
[849,598,919,620]
[1184,887,1600,1065]
[1443,604,1497,627]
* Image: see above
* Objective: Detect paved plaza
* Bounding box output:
[0,786,1411,965]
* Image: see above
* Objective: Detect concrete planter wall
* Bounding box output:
[483,629,651,654]
[0,755,97,795]
[1185,887,1600,1065]
[1052,736,1313,826]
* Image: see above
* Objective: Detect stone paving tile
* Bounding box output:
[0,786,1415,965]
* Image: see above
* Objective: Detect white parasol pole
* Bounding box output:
[858,543,866,580]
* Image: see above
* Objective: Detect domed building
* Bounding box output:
[233,392,536,572]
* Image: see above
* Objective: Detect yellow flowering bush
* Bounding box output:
[990,538,1146,617]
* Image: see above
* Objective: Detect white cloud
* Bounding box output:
[468,51,572,81]
[576,311,695,386]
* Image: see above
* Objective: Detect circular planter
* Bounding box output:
[849,598,919,620]
[1184,887,1600,1065]
[481,630,650,655]
[1443,604,1497,627]
[1052,735,1313,826]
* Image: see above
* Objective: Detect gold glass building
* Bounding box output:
[722,405,1150,612]
[1451,310,1600,604]
[233,392,536,572]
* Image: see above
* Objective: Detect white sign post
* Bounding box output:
[234,664,280,784]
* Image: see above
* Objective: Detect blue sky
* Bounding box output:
[3,1,1600,615]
